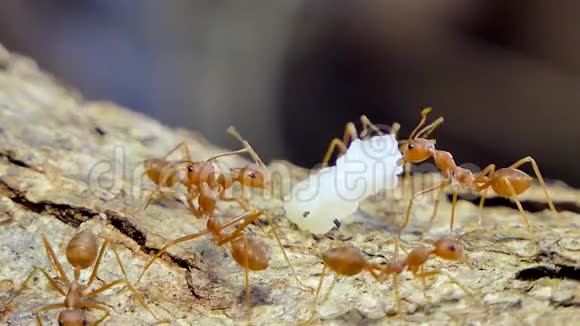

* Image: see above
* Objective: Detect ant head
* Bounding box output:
[433,237,464,261]
[187,162,215,185]
[66,230,98,270]
[401,138,435,163]
[237,164,269,189]
[58,308,86,326]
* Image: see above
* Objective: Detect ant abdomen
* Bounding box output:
[322,246,367,276]
[406,247,433,273]
[58,309,85,326]
[491,168,533,195]
[66,230,97,269]
[231,236,269,271]
[143,159,167,184]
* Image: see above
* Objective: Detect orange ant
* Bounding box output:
[136,209,276,323]
[307,246,384,321]
[307,237,474,322]
[142,128,269,214]
[399,108,557,237]
[8,230,159,325]
[142,128,311,296]
[182,127,270,218]
[387,236,475,316]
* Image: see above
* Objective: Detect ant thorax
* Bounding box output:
[450,167,476,192]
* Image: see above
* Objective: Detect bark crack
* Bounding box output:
[0,178,198,275]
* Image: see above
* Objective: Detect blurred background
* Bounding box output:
[1,1,578,186]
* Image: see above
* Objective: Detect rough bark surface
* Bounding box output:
[0,45,578,325]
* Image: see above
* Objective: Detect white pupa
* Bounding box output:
[284,134,403,234]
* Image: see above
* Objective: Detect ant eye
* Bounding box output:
[408,143,415,150]
[187,165,194,172]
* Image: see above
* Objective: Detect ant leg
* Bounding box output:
[474,164,495,225]
[260,212,314,291]
[399,180,450,238]
[108,245,162,321]
[449,190,459,234]
[41,234,70,287]
[320,275,337,304]
[321,122,358,167]
[390,122,401,137]
[414,270,475,299]
[136,230,210,284]
[308,264,327,321]
[402,163,414,199]
[425,183,445,232]
[35,303,65,325]
[218,195,269,237]
[84,279,124,298]
[86,239,109,288]
[321,138,348,168]
[508,156,557,213]
[502,178,535,237]
[215,211,266,246]
[80,302,111,325]
[242,236,252,324]
[392,274,402,317]
[9,267,66,303]
[359,115,383,138]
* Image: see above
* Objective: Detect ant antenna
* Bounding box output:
[407,107,432,141]
[227,126,268,171]
[415,116,444,139]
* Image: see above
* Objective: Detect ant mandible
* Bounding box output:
[8,230,159,325]
[136,209,272,324]
[399,108,557,238]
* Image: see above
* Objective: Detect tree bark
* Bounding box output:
[0,44,578,325]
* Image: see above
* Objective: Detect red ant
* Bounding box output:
[306,236,474,321]
[142,127,311,291]
[399,108,557,238]
[136,209,288,323]
[387,236,475,316]
[142,127,269,215]
[307,245,384,321]
[8,230,159,325]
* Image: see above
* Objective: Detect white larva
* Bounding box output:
[284,134,403,234]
